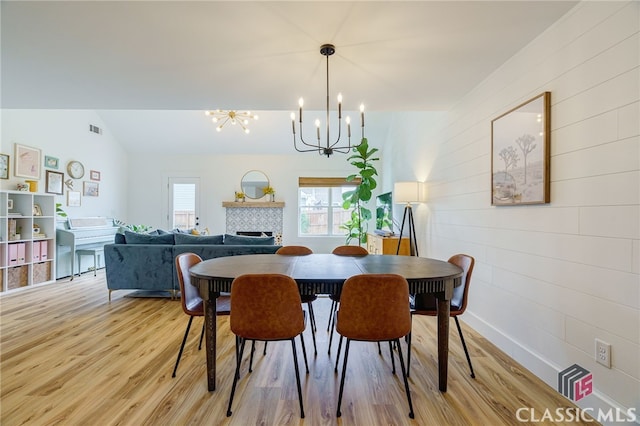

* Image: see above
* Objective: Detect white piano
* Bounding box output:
[56,217,119,279]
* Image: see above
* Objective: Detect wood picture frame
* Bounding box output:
[67,190,81,207]
[14,144,41,179]
[491,92,550,205]
[83,181,99,197]
[90,170,101,181]
[0,153,9,179]
[45,170,64,195]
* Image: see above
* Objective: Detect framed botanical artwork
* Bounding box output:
[14,144,41,179]
[45,170,64,195]
[90,170,101,181]
[0,153,9,179]
[491,92,550,206]
[67,190,81,207]
[45,155,59,169]
[83,181,99,197]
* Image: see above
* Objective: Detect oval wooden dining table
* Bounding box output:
[190,253,463,392]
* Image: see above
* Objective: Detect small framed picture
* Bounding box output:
[83,181,99,197]
[90,170,101,181]
[7,199,14,209]
[0,153,9,179]
[33,204,43,216]
[67,190,81,207]
[44,155,59,169]
[14,143,41,179]
[45,170,64,195]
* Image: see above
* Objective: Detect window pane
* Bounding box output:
[173,183,196,229]
[300,206,328,235]
[299,187,329,207]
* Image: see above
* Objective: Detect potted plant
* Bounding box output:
[340,138,379,245]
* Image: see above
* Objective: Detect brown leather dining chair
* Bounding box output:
[327,245,368,354]
[275,245,318,355]
[227,273,309,418]
[172,252,230,378]
[335,273,414,419]
[406,253,476,378]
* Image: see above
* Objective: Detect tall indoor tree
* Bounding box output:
[341,138,379,245]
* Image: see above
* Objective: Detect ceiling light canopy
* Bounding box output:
[205,110,258,134]
[290,43,365,157]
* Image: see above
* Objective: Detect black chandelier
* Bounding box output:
[290,44,365,157]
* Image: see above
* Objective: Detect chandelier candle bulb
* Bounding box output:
[346,116,351,137]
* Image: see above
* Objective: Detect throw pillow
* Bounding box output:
[174,233,224,245]
[124,230,175,245]
[224,233,275,245]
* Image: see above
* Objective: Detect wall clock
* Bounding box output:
[67,160,85,179]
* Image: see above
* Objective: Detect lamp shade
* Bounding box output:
[394,181,426,204]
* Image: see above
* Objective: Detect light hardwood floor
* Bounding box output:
[1,271,596,425]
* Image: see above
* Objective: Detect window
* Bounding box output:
[298,177,360,237]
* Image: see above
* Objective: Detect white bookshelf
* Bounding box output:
[0,190,56,293]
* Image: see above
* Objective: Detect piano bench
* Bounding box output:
[76,247,105,277]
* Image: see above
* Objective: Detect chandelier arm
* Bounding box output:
[296,122,324,149]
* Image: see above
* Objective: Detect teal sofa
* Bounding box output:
[104,231,280,300]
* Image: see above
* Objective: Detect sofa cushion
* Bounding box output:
[114,233,126,244]
[174,233,224,245]
[224,233,275,245]
[124,230,175,245]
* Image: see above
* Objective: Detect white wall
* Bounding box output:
[126,153,364,253]
[383,0,639,418]
[1,109,128,220]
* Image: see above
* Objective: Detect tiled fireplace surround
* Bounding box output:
[223,202,284,244]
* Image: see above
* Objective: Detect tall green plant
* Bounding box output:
[340,138,379,245]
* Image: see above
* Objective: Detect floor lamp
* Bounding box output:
[394,182,425,256]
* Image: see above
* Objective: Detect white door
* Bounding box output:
[167,177,200,231]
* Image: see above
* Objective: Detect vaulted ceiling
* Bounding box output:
[2,1,577,154]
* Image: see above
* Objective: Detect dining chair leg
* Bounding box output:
[227,337,247,417]
[334,335,344,373]
[326,299,336,331]
[263,341,268,355]
[406,331,413,378]
[290,338,306,418]
[388,341,396,374]
[328,315,336,355]
[378,341,382,355]
[172,316,194,378]
[198,322,205,350]
[394,338,415,419]
[455,316,476,378]
[249,340,257,373]
[308,301,317,331]
[299,334,310,374]
[336,338,351,417]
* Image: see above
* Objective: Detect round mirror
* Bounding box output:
[241,170,270,199]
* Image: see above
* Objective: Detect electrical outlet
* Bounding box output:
[595,338,611,368]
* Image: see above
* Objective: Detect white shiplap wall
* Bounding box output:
[384,0,639,419]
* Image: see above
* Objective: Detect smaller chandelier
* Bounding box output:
[205,110,258,134]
